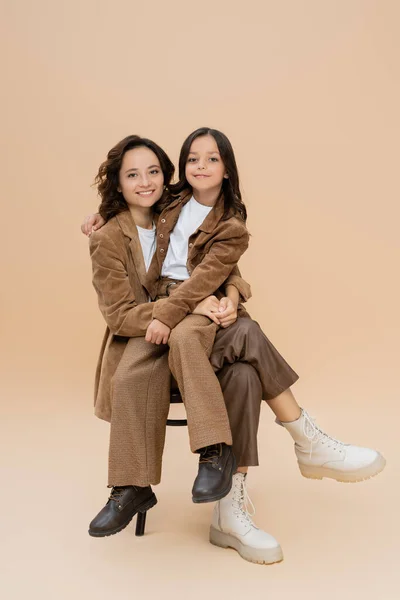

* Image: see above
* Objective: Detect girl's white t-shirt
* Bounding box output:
[161,196,213,280]
[136,223,156,272]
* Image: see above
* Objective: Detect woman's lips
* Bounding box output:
[137,190,156,196]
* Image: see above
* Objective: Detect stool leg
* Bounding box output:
[135,511,147,536]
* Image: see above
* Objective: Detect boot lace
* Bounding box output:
[108,487,126,502]
[302,410,345,458]
[232,474,256,526]
[199,444,222,464]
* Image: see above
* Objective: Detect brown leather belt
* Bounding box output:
[156,277,184,298]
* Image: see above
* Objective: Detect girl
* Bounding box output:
[84,128,385,565]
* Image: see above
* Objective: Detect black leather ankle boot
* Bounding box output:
[89,485,157,537]
[192,443,236,503]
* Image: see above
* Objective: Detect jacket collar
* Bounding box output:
[115,210,158,289]
[164,189,226,233]
[197,193,225,233]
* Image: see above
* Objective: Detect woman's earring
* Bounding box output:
[224,174,229,179]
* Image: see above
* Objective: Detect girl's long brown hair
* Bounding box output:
[170,127,247,222]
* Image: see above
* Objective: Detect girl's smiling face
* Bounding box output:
[118,146,164,208]
[185,135,228,193]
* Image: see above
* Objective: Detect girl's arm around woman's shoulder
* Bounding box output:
[153,218,249,329]
[89,229,154,337]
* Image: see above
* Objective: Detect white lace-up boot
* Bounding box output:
[279,409,386,482]
[209,473,283,565]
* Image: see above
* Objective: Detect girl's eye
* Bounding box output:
[150,169,160,175]
[127,173,138,178]
[187,157,197,163]
[209,157,219,162]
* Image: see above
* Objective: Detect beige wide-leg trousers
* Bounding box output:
[108,317,298,487]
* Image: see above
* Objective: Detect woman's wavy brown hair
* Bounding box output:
[94,135,175,221]
[170,127,247,222]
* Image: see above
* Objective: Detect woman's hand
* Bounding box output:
[81,213,106,236]
[193,295,221,325]
[217,296,238,328]
[145,319,171,345]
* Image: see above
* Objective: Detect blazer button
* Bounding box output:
[159,233,164,238]
[160,248,165,253]
[161,218,166,223]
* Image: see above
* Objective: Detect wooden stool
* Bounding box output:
[135,390,186,536]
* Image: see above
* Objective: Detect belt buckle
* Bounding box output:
[165,282,178,296]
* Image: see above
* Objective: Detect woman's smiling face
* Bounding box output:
[118,146,164,208]
[185,135,227,193]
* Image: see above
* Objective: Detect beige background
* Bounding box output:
[1,1,399,598]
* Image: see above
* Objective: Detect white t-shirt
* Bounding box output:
[161,196,213,280]
[136,223,156,272]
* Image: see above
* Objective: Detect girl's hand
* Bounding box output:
[145,319,171,345]
[193,296,221,325]
[81,213,106,236]
[217,297,238,328]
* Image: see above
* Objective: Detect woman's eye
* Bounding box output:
[127,173,137,178]
[150,169,160,175]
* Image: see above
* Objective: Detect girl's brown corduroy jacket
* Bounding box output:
[89,192,251,422]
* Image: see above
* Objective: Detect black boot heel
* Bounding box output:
[135,493,158,536]
[135,511,147,536]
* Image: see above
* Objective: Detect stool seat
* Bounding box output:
[167,391,187,426]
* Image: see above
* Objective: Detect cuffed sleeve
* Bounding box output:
[152,223,249,329]
[225,265,252,302]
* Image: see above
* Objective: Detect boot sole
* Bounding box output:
[209,526,284,565]
[88,494,158,537]
[192,455,237,504]
[299,452,386,483]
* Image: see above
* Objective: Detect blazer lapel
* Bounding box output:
[144,214,161,299]
[115,211,148,289]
